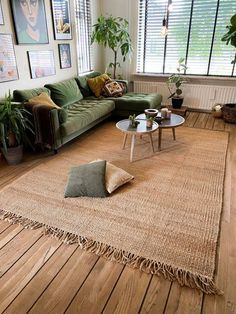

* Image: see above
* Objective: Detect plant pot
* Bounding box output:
[222,103,236,123]
[172,97,184,109]
[1,145,23,165]
[146,120,153,128]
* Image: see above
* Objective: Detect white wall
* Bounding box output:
[0,0,102,100]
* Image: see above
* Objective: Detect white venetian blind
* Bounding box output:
[75,0,93,74]
[137,0,236,76]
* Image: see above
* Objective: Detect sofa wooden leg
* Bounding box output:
[53,149,58,155]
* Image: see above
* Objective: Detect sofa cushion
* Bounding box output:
[87,74,110,98]
[60,99,115,137]
[45,79,83,107]
[13,87,51,102]
[102,80,124,97]
[111,93,162,114]
[64,160,107,198]
[76,71,101,97]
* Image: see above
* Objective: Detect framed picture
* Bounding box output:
[10,0,49,44]
[58,44,71,68]
[0,34,19,83]
[0,1,4,25]
[51,0,72,40]
[27,50,56,79]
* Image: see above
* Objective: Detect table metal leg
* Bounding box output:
[158,128,162,151]
[172,128,176,140]
[149,133,155,153]
[130,134,135,162]
[122,133,128,149]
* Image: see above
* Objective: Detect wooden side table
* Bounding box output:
[116,119,159,162]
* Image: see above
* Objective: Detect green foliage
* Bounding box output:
[0,91,34,151]
[167,58,187,99]
[91,15,132,79]
[221,13,236,64]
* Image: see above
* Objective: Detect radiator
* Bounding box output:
[134,81,236,110]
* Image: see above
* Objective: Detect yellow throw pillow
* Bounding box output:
[28,92,61,109]
[90,160,134,193]
[87,74,110,98]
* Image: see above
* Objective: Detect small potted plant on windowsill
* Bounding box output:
[167,58,187,109]
[0,91,34,165]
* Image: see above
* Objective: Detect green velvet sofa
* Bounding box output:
[13,72,162,152]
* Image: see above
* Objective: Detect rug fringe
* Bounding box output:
[0,209,223,295]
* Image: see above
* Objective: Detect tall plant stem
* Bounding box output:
[113,50,117,79]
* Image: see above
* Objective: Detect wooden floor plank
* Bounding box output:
[184,112,199,128]
[0,236,61,313]
[213,118,225,131]
[0,228,42,277]
[194,113,209,129]
[102,267,151,314]
[205,114,216,130]
[139,275,171,314]
[0,224,24,249]
[65,258,124,314]
[164,282,203,314]
[28,249,99,314]
[0,220,12,234]
[4,243,78,314]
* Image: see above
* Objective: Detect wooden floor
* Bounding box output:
[0,112,235,314]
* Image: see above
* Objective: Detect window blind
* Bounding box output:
[75,0,93,74]
[137,0,236,76]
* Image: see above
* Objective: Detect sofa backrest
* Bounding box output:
[13,87,51,102]
[45,78,83,107]
[76,71,101,97]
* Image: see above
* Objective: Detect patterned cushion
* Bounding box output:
[102,80,124,97]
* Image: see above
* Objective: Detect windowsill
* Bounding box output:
[131,73,236,86]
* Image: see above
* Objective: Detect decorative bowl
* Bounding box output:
[144,109,158,118]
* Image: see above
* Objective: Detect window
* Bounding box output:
[75,0,93,74]
[137,0,236,76]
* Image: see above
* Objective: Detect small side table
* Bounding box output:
[116,119,159,162]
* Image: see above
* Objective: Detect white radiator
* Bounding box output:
[134,81,236,110]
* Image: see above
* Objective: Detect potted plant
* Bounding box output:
[146,116,154,128]
[167,58,187,109]
[0,91,34,165]
[91,15,133,79]
[129,114,140,128]
[221,13,236,64]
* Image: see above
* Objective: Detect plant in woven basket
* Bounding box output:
[91,15,133,79]
[221,13,236,64]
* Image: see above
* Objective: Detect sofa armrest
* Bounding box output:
[116,79,129,93]
[50,108,62,150]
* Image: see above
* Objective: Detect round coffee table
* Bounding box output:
[136,113,185,151]
[116,119,159,162]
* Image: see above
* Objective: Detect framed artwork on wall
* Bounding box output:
[27,50,56,79]
[0,34,19,83]
[58,44,71,68]
[0,1,4,25]
[10,0,49,44]
[51,0,72,40]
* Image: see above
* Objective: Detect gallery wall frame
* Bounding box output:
[10,0,49,44]
[0,33,19,83]
[51,0,72,40]
[27,50,56,79]
[0,0,4,25]
[58,44,72,68]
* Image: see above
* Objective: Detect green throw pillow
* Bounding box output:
[45,78,83,107]
[64,160,107,198]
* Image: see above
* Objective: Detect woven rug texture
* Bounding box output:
[0,123,228,294]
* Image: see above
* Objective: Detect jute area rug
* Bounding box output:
[0,123,228,294]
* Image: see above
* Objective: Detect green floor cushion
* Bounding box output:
[111,93,162,112]
[45,78,83,107]
[60,99,115,137]
[64,160,107,198]
[13,87,51,102]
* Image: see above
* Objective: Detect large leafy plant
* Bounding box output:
[221,13,236,64]
[0,91,34,151]
[167,58,187,99]
[91,15,132,79]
